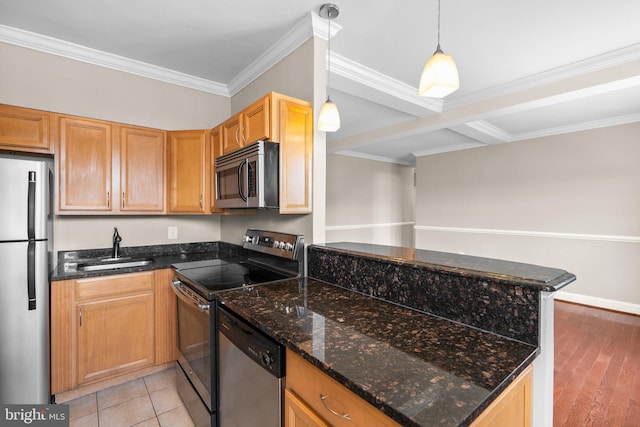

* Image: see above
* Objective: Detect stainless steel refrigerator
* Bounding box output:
[0,154,52,404]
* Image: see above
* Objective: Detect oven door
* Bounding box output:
[172,279,216,412]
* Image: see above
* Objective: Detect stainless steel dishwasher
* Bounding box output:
[217,305,285,427]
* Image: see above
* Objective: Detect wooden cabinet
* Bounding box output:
[284,389,330,427]
[0,104,54,154]
[216,92,313,214]
[77,291,154,385]
[119,125,166,212]
[276,96,313,214]
[167,129,210,213]
[209,125,224,213]
[57,116,166,213]
[286,349,533,427]
[285,350,401,427]
[221,96,270,155]
[58,117,112,211]
[221,113,243,154]
[51,270,178,394]
[470,365,532,427]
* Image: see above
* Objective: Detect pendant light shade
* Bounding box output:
[419,47,459,98]
[318,3,340,132]
[318,97,341,132]
[419,0,459,98]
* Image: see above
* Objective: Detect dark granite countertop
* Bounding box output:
[51,241,244,281]
[317,242,575,291]
[217,278,538,427]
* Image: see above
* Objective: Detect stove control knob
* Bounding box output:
[243,235,251,243]
[272,240,280,248]
[279,241,285,249]
[284,243,294,251]
[261,352,273,367]
[252,236,259,245]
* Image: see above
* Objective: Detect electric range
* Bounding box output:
[170,229,304,427]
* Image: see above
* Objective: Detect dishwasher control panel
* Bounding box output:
[218,304,285,378]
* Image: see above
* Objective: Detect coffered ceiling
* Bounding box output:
[1,0,639,166]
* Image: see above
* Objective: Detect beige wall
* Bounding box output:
[220,39,320,245]
[415,122,640,313]
[326,154,415,247]
[0,42,229,256]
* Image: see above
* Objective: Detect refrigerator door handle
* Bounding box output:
[27,241,36,310]
[27,171,36,240]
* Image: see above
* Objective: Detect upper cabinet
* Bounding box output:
[57,116,166,214]
[58,117,112,212]
[167,129,210,214]
[210,125,224,214]
[215,92,313,214]
[120,125,166,212]
[275,95,313,214]
[0,104,54,154]
[221,96,270,155]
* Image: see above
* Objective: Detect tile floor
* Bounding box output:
[67,367,196,427]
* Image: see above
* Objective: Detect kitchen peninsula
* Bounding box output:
[217,242,576,426]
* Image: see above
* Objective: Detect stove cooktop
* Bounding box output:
[173,258,294,301]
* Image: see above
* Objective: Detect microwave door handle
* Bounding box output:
[238,159,248,202]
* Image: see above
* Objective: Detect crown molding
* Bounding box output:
[465,120,514,142]
[331,53,443,114]
[447,43,640,110]
[0,24,229,96]
[333,149,414,166]
[412,140,487,158]
[513,112,640,141]
[227,12,340,95]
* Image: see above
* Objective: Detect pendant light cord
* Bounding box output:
[436,0,442,52]
[327,9,331,98]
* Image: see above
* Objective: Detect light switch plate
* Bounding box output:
[168,226,178,240]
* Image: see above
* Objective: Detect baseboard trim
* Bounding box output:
[555,291,640,315]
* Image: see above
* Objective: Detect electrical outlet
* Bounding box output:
[168,226,178,240]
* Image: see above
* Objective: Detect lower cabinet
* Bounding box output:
[470,364,532,427]
[51,269,177,395]
[77,291,154,385]
[284,350,401,427]
[285,349,533,427]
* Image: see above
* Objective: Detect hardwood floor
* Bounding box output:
[554,301,640,427]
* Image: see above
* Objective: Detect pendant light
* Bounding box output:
[318,3,341,132]
[419,0,459,98]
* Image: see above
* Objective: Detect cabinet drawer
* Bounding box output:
[75,271,154,300]
[286,350,400,427]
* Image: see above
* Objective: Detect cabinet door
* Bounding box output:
[285,389,330,427]
[120,126,166,212]
[277,99,313,214]
[0,104,53,154]
[58,117,112,211]
[243,95,270,145]
[221,114,243,154]
[210,125,225,213]
[167,130,209,213]
[77,292,155,385]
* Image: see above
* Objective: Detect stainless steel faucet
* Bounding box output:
[112,227,122,259]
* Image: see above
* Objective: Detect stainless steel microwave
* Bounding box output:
[214,141,279,209]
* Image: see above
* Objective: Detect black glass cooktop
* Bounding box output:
[173,259,294,301]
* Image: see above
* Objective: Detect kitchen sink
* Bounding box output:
[76,257,155,271]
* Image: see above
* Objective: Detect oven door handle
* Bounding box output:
[171,279,210,313]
